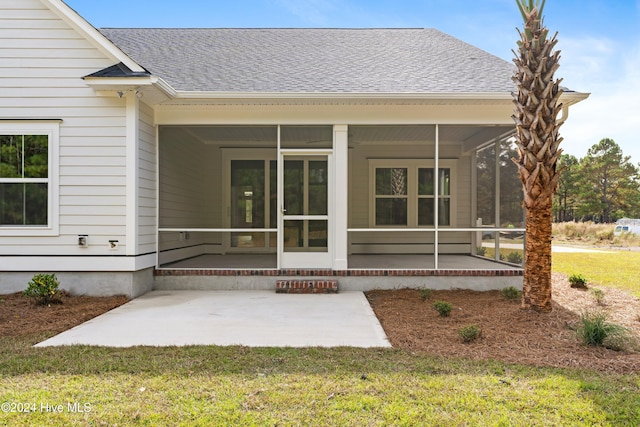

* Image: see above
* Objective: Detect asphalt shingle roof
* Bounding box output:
[99,28,515,94]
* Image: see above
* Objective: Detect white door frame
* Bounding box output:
[278,149,333,269]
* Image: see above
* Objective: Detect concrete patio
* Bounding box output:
[36,290,391,348]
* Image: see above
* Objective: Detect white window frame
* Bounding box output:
[368,159,457,228]
[0,121,59,236]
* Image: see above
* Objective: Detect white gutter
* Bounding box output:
[173,91,516,100]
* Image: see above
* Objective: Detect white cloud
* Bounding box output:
[558,37,640,164]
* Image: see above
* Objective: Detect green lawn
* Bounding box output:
[553,250,640,297]
[1,341,639,426]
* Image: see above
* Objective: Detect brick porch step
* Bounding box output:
[276,279,339,294]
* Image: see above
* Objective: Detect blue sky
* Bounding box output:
[64,0,640,164]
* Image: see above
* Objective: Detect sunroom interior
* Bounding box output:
[157,124,525,270]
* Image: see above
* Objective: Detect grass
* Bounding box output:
[1,339,639,426]
[553,251,640,297]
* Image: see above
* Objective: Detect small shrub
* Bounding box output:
[506,251,523,264]
[577,311,632,350]
[459,325,481,343]
[433,301,453,317]
[419,288,433,301]
[568,274,588,289]
[500,286,522,301]
[476,246,487,256]
[23,273,61,305]
[590,288,605,305]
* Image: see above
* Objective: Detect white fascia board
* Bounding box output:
[173,91,515,101]
[39,0,145,73]
[173,90,591,105]
[85,76,177,97]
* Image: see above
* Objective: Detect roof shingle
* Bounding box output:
[99,28,515,93]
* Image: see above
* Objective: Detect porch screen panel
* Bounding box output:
[418,168,450,226]
[499,140,524,265]
[499,140,524,228]
[476,144,496,227]
[281,125,333,149]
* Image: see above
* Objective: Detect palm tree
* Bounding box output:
[512,0,563,312]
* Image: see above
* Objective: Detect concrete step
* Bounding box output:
[276,279,339,294]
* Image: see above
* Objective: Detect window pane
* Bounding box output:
[376,198,407,225]
[418,198,434,226]
[0,183,47,226]
[24,135,48,178]
[0,135,22,178]
[418,198,450,226]
[308,160,328,215]
[284,220,303,249]
[376,168,407,195]
[439,168,450,196]
[308,220,328,249]
[439,198,450,226]
[418,168,434,195]
[284,160,304,215]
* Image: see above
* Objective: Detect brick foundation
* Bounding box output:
[276,279,339,294]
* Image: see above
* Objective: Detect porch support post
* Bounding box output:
[434,124,439,269]
[333,125,349,270]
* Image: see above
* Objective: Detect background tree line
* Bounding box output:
[554,138,640,223]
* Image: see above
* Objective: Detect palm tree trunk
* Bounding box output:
[522,199,553,311]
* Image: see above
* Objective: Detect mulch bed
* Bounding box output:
[0,292,128,337]
[366,273,640,374]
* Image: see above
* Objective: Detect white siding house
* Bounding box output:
[0,0,588,296]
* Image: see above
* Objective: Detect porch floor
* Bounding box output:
[159,254,519,270]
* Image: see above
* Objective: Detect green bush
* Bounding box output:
[433,301,453,317]
[590,288,605,305]
[576,311,632,351]
[23,273,61,305]
[568,273,588,289]
[459,325,481,343]
[419,288,433,301]
[506,251,523,264]
[476,246,487,256]
[500,286,522,301]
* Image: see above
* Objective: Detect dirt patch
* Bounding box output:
[0,292,128,337]
[366,273,640,374]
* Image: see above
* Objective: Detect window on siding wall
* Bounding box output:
[0,123,59,235]
[370,160,456,227]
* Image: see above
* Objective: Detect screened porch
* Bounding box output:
[157,124,524,272]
